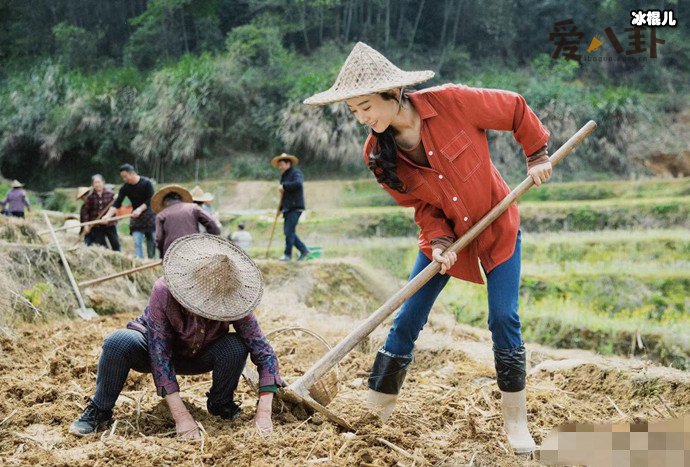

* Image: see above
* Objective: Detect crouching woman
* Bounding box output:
[70,234,282,438]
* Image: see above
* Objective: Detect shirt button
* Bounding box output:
[438,174,444,179]
[428,150,433,156]
[463,216,469,221]
[452,196,458,202]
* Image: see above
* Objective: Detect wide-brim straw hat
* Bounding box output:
[271,153,299,168]
[190,185,214,203]
[11,180,24,188]
[76,186,90,200]
[163,234,264,321]
[151,184,193,213]
[303,42,434,106]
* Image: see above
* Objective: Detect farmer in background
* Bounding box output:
[152,185,220,259]
[229,223,252,253]
[305,42,552,454]
[81,175,120,251]
[2,180,31,218]
[102,164,156,259]
[272,153,310,261]
[76,186,93,246]
[69,234,282,438]
[190,185,221,232]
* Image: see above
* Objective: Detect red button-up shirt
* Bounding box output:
[363,84,550,284]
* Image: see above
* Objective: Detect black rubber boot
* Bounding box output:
[367,350,413,421]
[493,344,527,392]
[367,349,413,394]
[494,345,535,453]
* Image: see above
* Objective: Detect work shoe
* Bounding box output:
[297,250,311,261]
[278,255,291,262]
[501,389,536,454]
[207,398,242,420]
[69,399,113,436]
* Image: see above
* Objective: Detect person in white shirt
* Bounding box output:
[229,223,252,253]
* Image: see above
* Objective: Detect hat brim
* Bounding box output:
[151,185,193,213]
[11,181,24,188]
[271,154,300,168]
[163,234,264,321]
[76,187,90,200]
[193,193,214,203]
[303,70,434,106]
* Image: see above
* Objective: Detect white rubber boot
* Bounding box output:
[367,389,398,422]
[501,389,536,454]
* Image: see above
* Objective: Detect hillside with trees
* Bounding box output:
[1,0,688,189]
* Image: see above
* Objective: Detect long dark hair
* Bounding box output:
[367,90,410,193]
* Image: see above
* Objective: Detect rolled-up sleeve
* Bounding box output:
[233,314,284,389]
[145,284,180,397]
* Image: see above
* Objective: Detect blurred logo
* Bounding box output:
[549,15,671,63]
[586,35,604,53]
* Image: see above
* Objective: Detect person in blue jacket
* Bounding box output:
[272,153,310,261]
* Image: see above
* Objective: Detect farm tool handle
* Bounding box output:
[42,212,89,312]
[285,121,597,410]
[38,213,133,235]
[265,192,284,259]
[78,260,163,288]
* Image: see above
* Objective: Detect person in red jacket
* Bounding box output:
[304,42,552,454]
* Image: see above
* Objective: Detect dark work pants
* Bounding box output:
[91,329,249,411]
[283,209,308,258]
[91,225,121,252]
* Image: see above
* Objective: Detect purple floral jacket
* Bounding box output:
[128,277,283,397]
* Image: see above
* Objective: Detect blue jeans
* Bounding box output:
[283,210,308,258]
[132,230,156,259]
[384,230,524,357]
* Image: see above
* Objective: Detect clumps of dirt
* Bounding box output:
[1,257,689,466]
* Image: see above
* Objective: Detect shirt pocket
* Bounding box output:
[440,130,482,182]
[400,169,442,206]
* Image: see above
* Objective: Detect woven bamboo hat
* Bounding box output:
[76,187,90,200]
[190,185,213,203]
[151,184,193,213]
[11,180,24,188]
[303,42,434,105]
[163,234,264,321]
[271,153,299,168]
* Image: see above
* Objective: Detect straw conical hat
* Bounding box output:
[11,180,24,188]
[151,184,193,213]
[271,153,299,168]
[163,234,263,321]
[303,42,434,105]
[190,185,214,203]
[76,187,90,200]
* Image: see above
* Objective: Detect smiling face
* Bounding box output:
[345,91,400,133]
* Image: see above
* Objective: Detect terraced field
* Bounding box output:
[222,177,690,370]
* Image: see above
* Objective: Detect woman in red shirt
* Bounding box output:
[305,42,552,454]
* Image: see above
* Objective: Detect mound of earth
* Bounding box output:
[0,258,687,466]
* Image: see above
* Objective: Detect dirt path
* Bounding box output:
[0,260,688,466]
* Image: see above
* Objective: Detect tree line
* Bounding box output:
[0,0,687,189]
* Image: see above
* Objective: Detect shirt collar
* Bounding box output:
[409,91,438,120]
